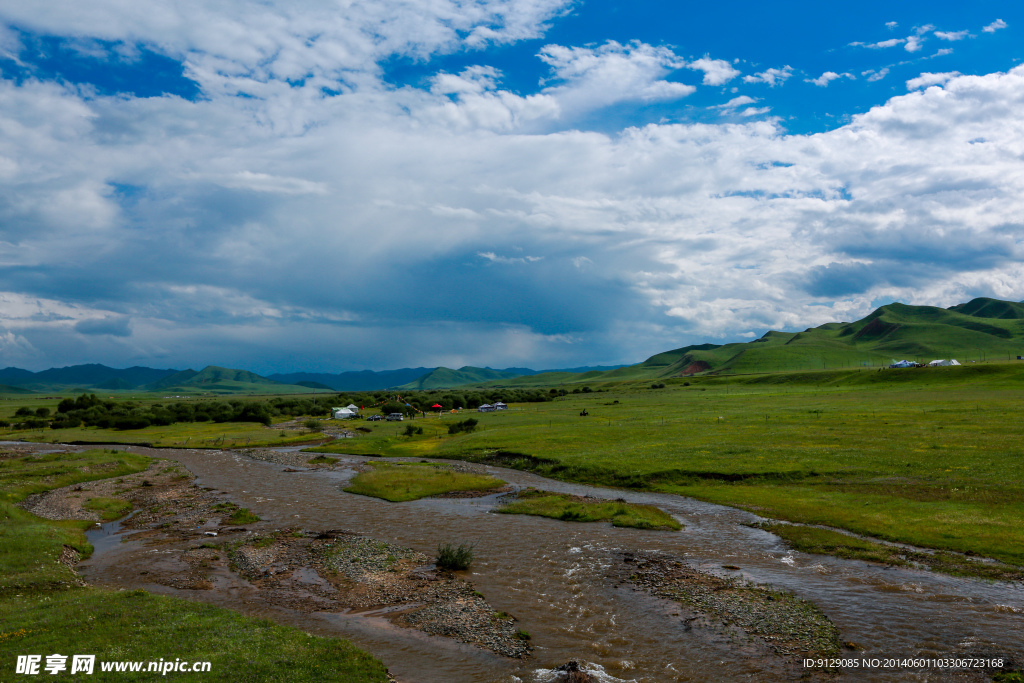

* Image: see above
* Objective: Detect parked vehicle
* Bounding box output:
[386,413,404,421]
[366,415,384,421]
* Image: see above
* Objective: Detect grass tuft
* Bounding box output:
[436,542,474,571]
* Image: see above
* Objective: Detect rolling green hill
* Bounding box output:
[142,366,317,394]
[468,297,1024,388]
[0,383,35,394]
[395,366,526,390]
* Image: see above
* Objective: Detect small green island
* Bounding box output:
[495,488,682,530]
[343,462,507,502]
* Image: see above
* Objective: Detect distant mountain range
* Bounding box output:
[0,361,625,394]
[267,368,433,391]
[393,365,628,390]
[2,297,1020,394]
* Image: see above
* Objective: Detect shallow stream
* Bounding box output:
[73,446,1024,682]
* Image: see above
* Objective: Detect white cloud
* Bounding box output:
[478,251,543,264]
[934,30,969,41]
[742,66,793,87]
[983,19,1007,33]
[806,71,853,87]
[716,95,757,109]
[2,3,1024,369]
[885,21,898,29]
[864,67,890,82]
[904,35,924,52]
[852,38,904,48]
[906,72,961,90]
[537,41,695,114]
[687,55,740,85]
[218,171,329,195]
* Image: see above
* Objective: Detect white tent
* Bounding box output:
[927,359,961,367]
[493,402,507,410]
[332,407,357,419]
[890,360,915,368]
[345,404,359,412]
[478,404,495,412]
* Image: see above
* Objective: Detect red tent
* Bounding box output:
[432,404,443,408]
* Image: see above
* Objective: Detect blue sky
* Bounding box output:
[0,1,1022,373]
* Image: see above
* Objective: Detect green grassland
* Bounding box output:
[344,462,506,502]
[310,362,1024,567]
[0,448,388,681]
[1,449,152,593]
[5,420,324,449]
[496,488,681,530]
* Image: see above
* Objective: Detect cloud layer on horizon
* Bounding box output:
[0,2,1022,373]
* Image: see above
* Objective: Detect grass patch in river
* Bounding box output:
[760,522,1024,581]
[496,488,681,530]
[344,462,505,502]
[82,496,132,521]
[308,455,339,465]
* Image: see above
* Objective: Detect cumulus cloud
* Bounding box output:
[934,30,969,41]
[715,95,757,109]
[1,2,1024,371]
[806,71,853,87]
[742,66,793,87]
[686,55,740,85]
[983,19,1007,33]
[536,41,695,114]
[906,72,961,90]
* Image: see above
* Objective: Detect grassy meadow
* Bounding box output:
[309,362,1024,566]
[0,447,388,681]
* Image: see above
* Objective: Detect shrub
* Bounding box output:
[35,407,51,418]
[436,542,474,571]
[14,407,34,417]
[113,417,151,430]
[303,419,323,431]
[448,418,479,435]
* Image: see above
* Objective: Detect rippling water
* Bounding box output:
[75,446,1024,682]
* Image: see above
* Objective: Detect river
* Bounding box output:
[70,445,1024,682]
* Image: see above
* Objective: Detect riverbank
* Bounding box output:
[0,446,390,682]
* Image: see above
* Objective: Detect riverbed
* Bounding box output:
[37,443,1024,681]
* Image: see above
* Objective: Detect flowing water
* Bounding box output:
[70,446,1023,682]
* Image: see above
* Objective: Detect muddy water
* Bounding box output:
[76,446,1023,682]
